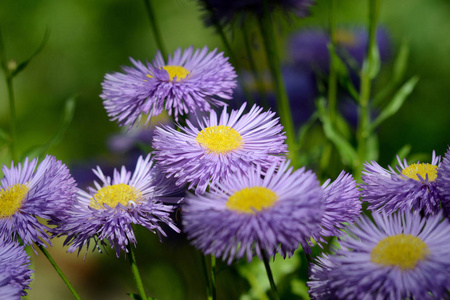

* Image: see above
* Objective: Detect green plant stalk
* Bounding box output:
[127,244,148,300]
[143,0,167,59]
[203,2,255,104]
[210,255,216,300]
[0,29,17,162]
[258,0,296,157]
[201,254,213,300]
[242,23,267,107]
[38,245,81,300]
[356,0,380,179]
[328,0,338,125]
[320,0,338,177]
[261,251,280,300]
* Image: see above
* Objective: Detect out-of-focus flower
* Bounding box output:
[54,155,182,257]
[152,103,287,194]
[183,160,324,264]
[437,147,450,217]
[288,27,390,73]
[317,171,361,238]
[308,212,450,299]
[198,0,315,28]
[362,151,441,215]
[0,238,33,299]
[0,156,76,247]
[101,46,236,128]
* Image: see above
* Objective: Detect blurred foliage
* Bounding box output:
[1,0,450,299]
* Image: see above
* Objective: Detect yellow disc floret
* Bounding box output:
[196,125,243,155]
[90,183,142,209]
[226,186,278,214]
[0,184,29,218]
[147,65,190,81]
[371,234,429,270]
[401,163,438,181]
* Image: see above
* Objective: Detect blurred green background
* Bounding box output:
[1,0,450,299]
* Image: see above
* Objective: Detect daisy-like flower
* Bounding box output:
[101,46,237,128]
[362,151,441,215]
[0,155,76,246]
[182,160,324,264]
[437,147,450,217]
[307,212,450,299]
[198,0,315,28]
[0,238,33,299]
[153,103,287,194]
[54,155,182,257]
[317,171,361,238]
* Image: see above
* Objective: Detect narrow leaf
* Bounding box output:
[317,98,358,166]
[0,128,10,144]
[11,29,49,78]
[21,96,76,159]
[371,76,419,131]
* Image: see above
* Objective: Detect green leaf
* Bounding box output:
[316,98,358,166]
[21,96,76,159]
[10,29,49,78]
[366,135,379,162]
[392,40,410,84]
[370,76,419,131]
[390,144,411,167]
[0,128,10,145]
[327,44,359,101]
[297,112,319,149]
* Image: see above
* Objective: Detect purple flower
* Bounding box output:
[0,238,33,299]
[0,155,77,247]
[152,103,287,194]
[53,155,182,257]
[308,212,450,299]
[317,171,361,238]
[362,151,441,215]
[198,0,315,27]
[182,160,324,264]
[101,46,237,128]
[437,147,450,217]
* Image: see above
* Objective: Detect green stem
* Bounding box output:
[210,255,216,300]
[201,254,212,300]
[143,0,167,59]
[203,1,255,104]
[38,245,81,300]
[127,244,148,300]
[258,0,296,157]
[242,23,266,107]
[0,28,17,162]
[356,0,380,180]
[261,251,279,300]
[328,0,338,125]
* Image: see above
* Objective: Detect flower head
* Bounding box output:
[198,0,315,28]
[436,147,450,217]
[0,155,77,246]
[101,46,236,128]
[308,212,450,299]
[152,103,287,194]
[182,160,324,264]
[0,238,33,299]
[317,171,361,238]
[362,151,441,215]
[53,155,182,257]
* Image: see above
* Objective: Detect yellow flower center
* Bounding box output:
[147,65,190,81]
[335,29,357,46]
[401,163,438,181]
[226,187,278,214]
[0,183,29,218]
[371,234,429,270]
[196,125,243,155]
[89,183,143,209]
